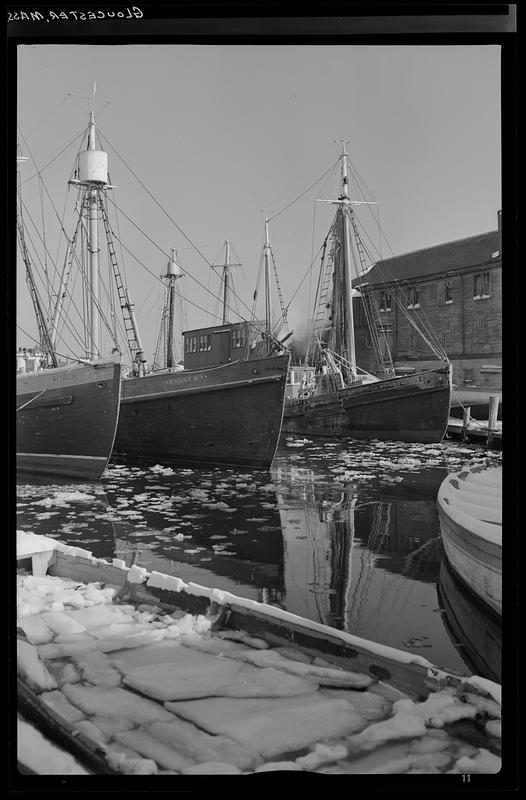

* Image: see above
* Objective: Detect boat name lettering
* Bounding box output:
[52,372,79,382]
[8,7,143,22]
[171,374,206,385]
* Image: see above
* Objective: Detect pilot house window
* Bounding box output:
[198,334,212,352]
[231,329,246,349]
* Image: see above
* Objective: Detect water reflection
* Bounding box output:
[16,437,501,679]
[437,558,501,683]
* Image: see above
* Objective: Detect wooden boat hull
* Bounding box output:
[113,353,289,469]
[437,466,502,616]
[282,365,451,443]
[16,360,122,481]
[437,558,501,684]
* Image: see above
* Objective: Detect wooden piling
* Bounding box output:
[487,395,500,447]
[461,406,471,442]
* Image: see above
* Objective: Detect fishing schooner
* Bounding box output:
[282,142,451,443]
[16,144,122,481]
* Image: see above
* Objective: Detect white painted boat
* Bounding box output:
[437,465,502,616]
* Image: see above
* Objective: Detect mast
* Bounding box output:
[338,141,357,379]
[263,217,272,349]
[163,248,181,368]
[222,240,230,325]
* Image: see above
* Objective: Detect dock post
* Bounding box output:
[461,406,471,442]
[487,395,500,447]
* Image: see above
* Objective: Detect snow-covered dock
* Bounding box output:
[17,531,501,776]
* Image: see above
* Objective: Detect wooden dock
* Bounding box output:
[446,417,502,448]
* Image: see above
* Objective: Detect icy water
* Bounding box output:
[16,436,502,682]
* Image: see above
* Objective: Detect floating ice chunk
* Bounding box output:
[89,716,134,739]
[148,719,257,771]
[74,719,108,744]
[180,635,251,659]
[122,649,318,702]
[296,742,348,769]
[166,695,366,759]
[460,692,501,719]
[346,712,427,753]
[255,761,304,772]
[408,735,453,754]
[73,651,122,686]
[226,647,372,688]
[393,689,478,728]
[62,605,135,629]
[46,661,82,687]
[114,730,196,771]
[62,684,174,724]
[104,744,157,774]
[41,611,87,637]
[17,640,57,692]
[18,719,90,775]
[40,689,85,723]
[338,742,411,773]
[455,748,501,774]
[17,615,54,645]
[216,630,269,649]
[320,688,392,722]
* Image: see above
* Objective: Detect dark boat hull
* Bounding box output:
[113,353,289,469]
[16,360,122,481]
[282,365,451,443]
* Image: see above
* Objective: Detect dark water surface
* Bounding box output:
[16,436,501,681]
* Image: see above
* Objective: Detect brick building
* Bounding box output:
[352,212,502,391]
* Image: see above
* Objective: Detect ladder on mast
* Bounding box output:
[99,196,146,368]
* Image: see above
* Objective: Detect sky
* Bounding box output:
[16,44,501,364]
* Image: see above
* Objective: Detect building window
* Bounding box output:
[463,368,474,385]
[437,280,453,305]
[475,317,487,344]
[231,328,246,349]
[198,334,211,351]
[473,272,491,300]
[440,321,451,347]
[406,286,420,309]
[379,290,392,312]
[410,331,417,353]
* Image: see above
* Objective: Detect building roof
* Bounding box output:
[355,229,501,288]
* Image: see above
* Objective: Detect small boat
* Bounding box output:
[282,142,452,443]
[16,147,122,482]
[17,531,501,775]
[437,465,502,616]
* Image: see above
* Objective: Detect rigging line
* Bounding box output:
[268,159,340,223]
[17,194,90,340]
[103,192,260,332]
[283,239,327,313]
[15,323,98,365]
[97,130,215,269]
[19,126,86,186]
[106,200,271,340]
